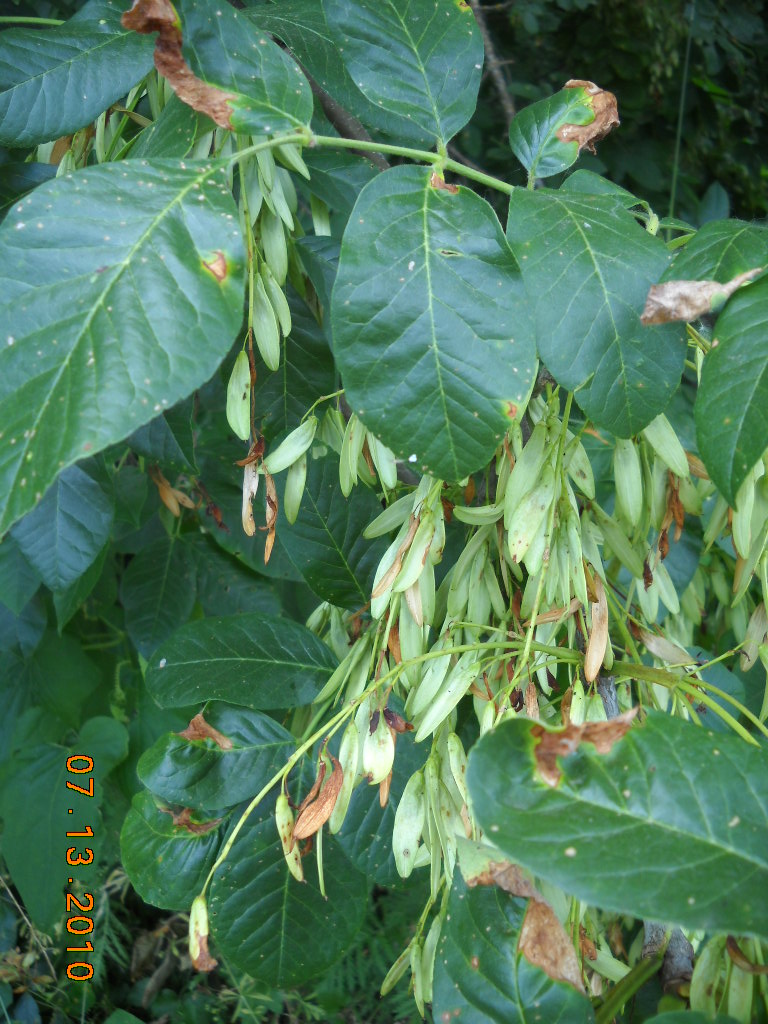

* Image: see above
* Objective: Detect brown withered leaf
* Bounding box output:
[163,807,222,835]
[122,0,236,128]
[558,80,619,155]
[191,933,218,973]
[532,708,639,787]
[584,573,608,682]
[579,925,598,962]
[293,755,343,841]
[178,713,234,751]
[242,462,259,537]
[465,856,585,993]
[524,683,540,720]
[520,899,585,991]
[641,267,764,326]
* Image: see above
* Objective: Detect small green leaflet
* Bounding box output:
[322,0,484,147]
[332,165,536,481]
[507,188,685,436]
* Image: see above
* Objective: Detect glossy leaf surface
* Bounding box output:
[433,874,595,1024]
[332,165,536,480]
[322,0,483,147]
[467,711,768,939]
[10,464,113,591]
[209,791,368,986]
[180,0,312,134]
[121,790,224,910]
[145,613,337,709]
[0,2,153,147]
[507,189,685,436]
[0,159,245,533]
[138,705,295,813]
[121,536,197,658]
[696,276,768,504]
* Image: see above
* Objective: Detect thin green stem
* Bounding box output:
[0,15,63,24]
[303,389,345,421]
[594,953,663,1024]
[309,134,516,196]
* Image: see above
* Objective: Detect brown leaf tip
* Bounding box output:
[558,80,620,154]
[532,708,638,787]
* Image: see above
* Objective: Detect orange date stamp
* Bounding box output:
[64,754,95,982]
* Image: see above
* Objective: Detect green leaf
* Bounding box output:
[322,0,484,147]
[129,94,201,160]
[560,169,642,209]
[696,275,768,504]
[188,535,281,617]
[121,535,197,658]
[121,790,224,911]
[467,711,768,939]
[10,464,113,591]
[23,631,101,729]
[433,874,595,1024]
[667,220,768,281]
[252,0,431,146]
[52,543,109,630]
[0,159,245,534]
[209,790,368,986]
[506,189,685,436]
[138,705,295,813]
[129,398,198,473]
[145,612,337,709]
[642,1015,738,1024]
[332,165,537,480]
[509,84,611,180]
[0,592,46,656]
[0,163,57,221]
[280,455,388,610]
[302,150,379,219]
[0,716,128,931]
[0,537,39,615]
[179,0,312,134]
[0,3,154,147]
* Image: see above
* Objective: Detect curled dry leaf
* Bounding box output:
[523,682,540,720]
[149,465,196,517]
[559,80,619,154]
[293,755,343,842]
[177,712,234,751]
[262,469,278,564]
[641,267,764,326]
[464,855,585,993]
[242,461,259,537]
[122,0,236,129]
[387,621,402,664]
[532,708,639,787]
[584,572,608,682]
[192,933,218,972]
[189,896,218,973]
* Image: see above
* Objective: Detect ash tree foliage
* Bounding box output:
[1,0,768,1022]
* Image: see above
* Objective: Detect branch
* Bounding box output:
[468,0,516,128]
[306,76,390,171]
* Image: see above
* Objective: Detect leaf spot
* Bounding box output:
[564,846,577,857]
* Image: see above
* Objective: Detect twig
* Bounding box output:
[306,77,390,171]
[468,0,516,127]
